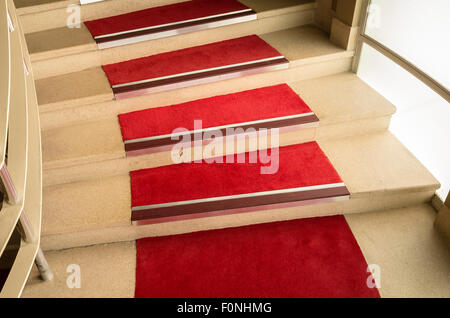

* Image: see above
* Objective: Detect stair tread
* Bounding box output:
[19,1,189,34]
[118,84,315,143]
[14,0,75,14]
[290,72,396,124]
[130,141,349,222]
[36,67,114,110]
[319,133,439,196]
[16,0,186,15]
[260,25,347,67]
[15,0,73,8]
[41,73,396,170]
[42,118,124,168]
[26,205,450,297]
[102,34,284,88]
[85,0,252,39]
[241,0,315,18]
[35,25,350,110]
[131,143,343,205]
[42,131,439,236]
[26,0,315,60]
[26,24,97,59]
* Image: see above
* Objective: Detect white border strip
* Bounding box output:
[132,183,346,211]
[125,112,316,144]
[80,0,104,5]
[112,56,285,89]
[94,8,253,40]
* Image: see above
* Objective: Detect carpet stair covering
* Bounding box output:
[118,84,319,155]
[102,35,288,99]
[135,215,380,297]
[85,0,257,49]
[130,142,349,224]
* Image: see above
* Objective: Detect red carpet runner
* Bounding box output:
[85,0,255,49]
[102,35,287,99]
[135,215,380,298]
[130,142,349,223]
[118,84,318,153]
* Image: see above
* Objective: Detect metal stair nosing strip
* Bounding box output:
[131,183,350,225]
[124,112,320,155]
[112,56,289,99]
[95,9,257,49]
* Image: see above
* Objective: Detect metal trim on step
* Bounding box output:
[113,57,289,99]
[124,113,319,153]
[96,10,257,49]
[132,195,350,226]
[131,183,350,222]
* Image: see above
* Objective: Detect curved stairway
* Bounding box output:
[12,0,444,297]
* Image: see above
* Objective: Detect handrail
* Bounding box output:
[0,0,52,298]
[3,0,28,204]
[0,0,11,171]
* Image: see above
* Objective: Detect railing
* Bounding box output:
[0,0,52,298]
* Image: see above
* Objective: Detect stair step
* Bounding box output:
[23,204,450,297]
[103,35,288,99]
[131,141,349,224]
[26,0,315,69]
[119,84,318,155]
[14,0,76,15]
[40,132,440,250]
[36,25,353,130]
[41,73,396,186]
[85,0,256,49]
[18,0,186,33]
[134,215,379,298]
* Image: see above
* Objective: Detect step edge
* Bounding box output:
[40,188,436,249]
[41,114,394,172]
[37,51,351,112]
[27,4,316,61]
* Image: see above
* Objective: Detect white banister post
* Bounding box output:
[35,249,54,282]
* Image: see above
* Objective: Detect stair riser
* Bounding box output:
[40,189,436,251]
[19,0,186,33]
[42,116,391,187]
[31,10,314,79]
[39,56,353,131]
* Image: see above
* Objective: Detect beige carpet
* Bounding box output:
[346,204,450,298]
[22,204,450,298]
[22,241,135,298]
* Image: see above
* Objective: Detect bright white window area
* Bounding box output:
[365,0,450,90]
[356,0,450,200]
[357,44,450,199]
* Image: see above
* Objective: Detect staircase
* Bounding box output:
[17,0,439,254]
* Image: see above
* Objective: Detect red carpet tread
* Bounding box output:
[135,215,380,297]
[118,84,319,155]
[85,0,256,49]
[102,35,288,99]
[130,142,349,224]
